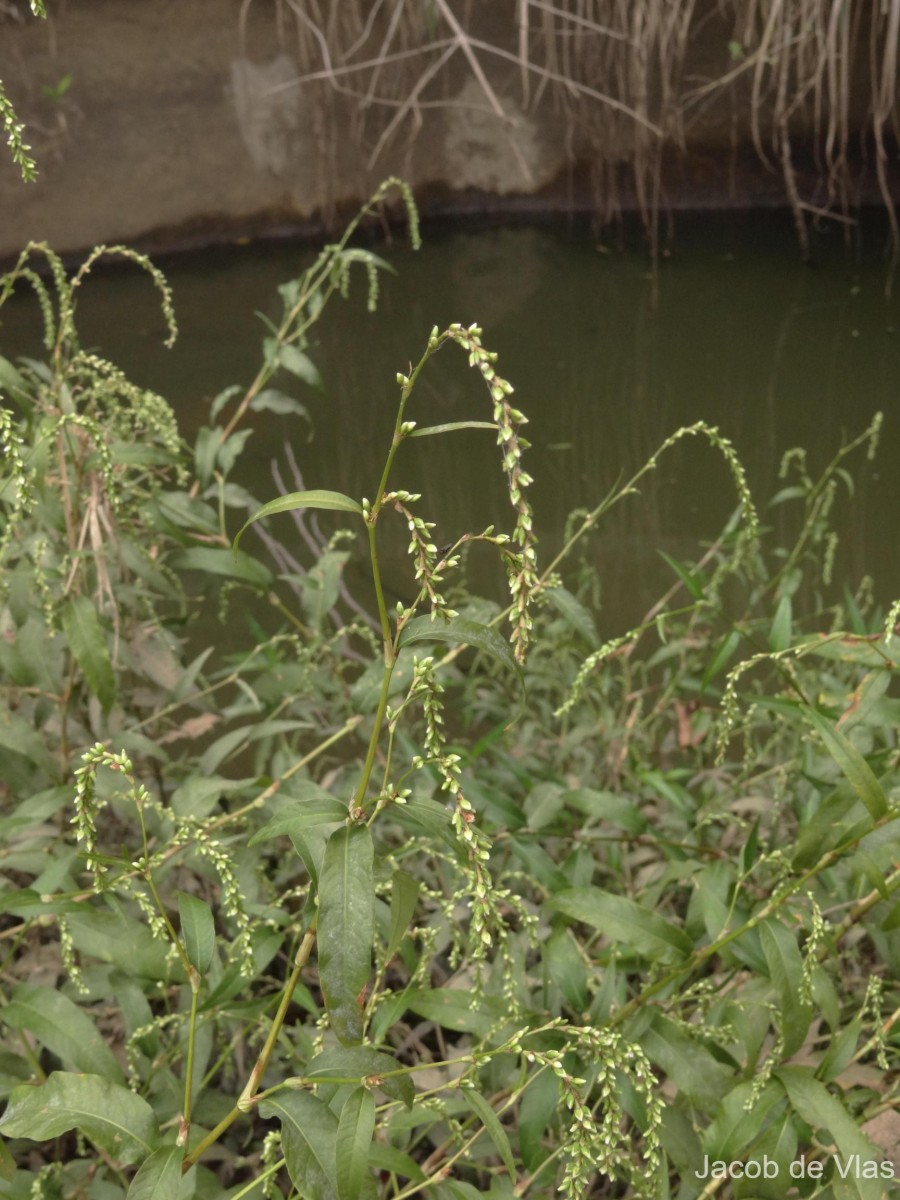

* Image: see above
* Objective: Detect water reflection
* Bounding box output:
[1,213,897,631]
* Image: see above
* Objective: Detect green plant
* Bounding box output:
[40,73,72,105]
[0,0,45,181]
[0,181,898,1200]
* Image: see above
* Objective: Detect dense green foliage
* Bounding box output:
[0,182,898,1200]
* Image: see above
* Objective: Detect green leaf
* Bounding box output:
[703,1081,783,1161]
[210,384,242,421]
[305,1046,413,1109]
[405,988,507,1036]
[768,593,793,652]
[802,707,887,820]
[289,826,328,890]
[153,490,218,533]
[819,1018,864,1083]
[544,927,588,1011]
[641,1014,732,1107]
[194,425,219,488]
[519,1070,559,1171]
[276,343,325,391]
[548,888,692,962]
[0,887,84,918]
[216,427,254,478]
[524,781,565,831]
[387,870,420,960]
[0,355,31,409]
[318,825,374,1045]
[775,1067,883,1200]
[249,387,311,422]
[177,892,216,975]
[509,838,570,893]
[462,1089,515,1179]
[0,1135,16,1181]
[300,549,351,631]
[399,615,523,693]
[66,909,172,982]
[760,918,812,1057]
[406,421,496,437]
[391,795,461,858]
[0,1072,158,1164]
[881,901,900,932]
[658,550,706,600]
[543,585,597,644]
[564,787,647,834]
[248,797,349,846]
[170,546,273,588]
[336,1088,376,1200]
[367,1144,425,1183]
[233,489,363,554]
[3,984,123,1082]
[125,1144,184,1200]
[700,629,742,692]
[197,718,308,777]
[60,595,116,713]
[259,1091,341,1200]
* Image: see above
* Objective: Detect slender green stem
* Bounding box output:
[143,870,192,979]
[229,1160,286,1200]
[351,340,446,808]
[182,918,318,1172]
[367,520,394,656]
[183,976,200,1131]
[219,180,412,446]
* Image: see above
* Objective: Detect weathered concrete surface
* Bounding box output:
[0,0,891,262]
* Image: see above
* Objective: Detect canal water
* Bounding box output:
[2,211,898,633]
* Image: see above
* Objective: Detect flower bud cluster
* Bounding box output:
[444,323,538,662]
[386,493,459,619]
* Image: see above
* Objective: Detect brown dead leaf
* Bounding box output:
[159,713,220,745]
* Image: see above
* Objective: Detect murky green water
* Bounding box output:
[3,213,898,630]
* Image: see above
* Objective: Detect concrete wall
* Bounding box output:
[0,0,892,261]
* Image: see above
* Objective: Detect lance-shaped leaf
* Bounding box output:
[3,984,123,1082]
[519,1070,559,1172]
[305,1046,413,1108]
[802,706,887,820]
[405,988,507,1036]
[260,1091,339,1200]
[760,918,812,1057]
[336,1088,376,1200]
[264,340,325,391]
[703,1081,783,1162]
[248,795,348,846]
[548,888,692,963]
[233,490,363,554]
[318,825,374,1045]
[462,1090,516,1179]
[386,870,420,960]
[61,595,116,713]
[0,1072,158,1164]
[260,1090,378,1200]
[399,615,522,693]
[406,420,496,437]
[775,1068,884,1200]
[125,1144,184,1200]
[177,892,216,975]
[171,546,273,588]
